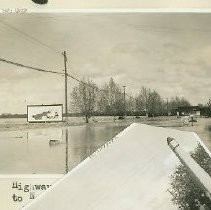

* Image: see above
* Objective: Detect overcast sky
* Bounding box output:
[0,13,211,114]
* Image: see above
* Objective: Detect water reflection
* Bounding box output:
[0,124,127,174]
[65,128,68,174]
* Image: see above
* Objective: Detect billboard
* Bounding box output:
[27,104,63,122]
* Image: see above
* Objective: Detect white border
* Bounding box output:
[1,8,211,14]
[29,9,211,13]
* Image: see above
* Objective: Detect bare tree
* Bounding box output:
[126,93,136,117]
[135,86,151,116]
[169,96,191,110]
[97,78,124,117]
[147,90,163,117]
[207,99,211,107]
[71,79,98,123]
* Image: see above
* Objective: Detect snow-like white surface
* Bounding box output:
[22,123,210,210]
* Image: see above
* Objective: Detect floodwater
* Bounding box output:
[0,119,129,174]
[0,117,211,174]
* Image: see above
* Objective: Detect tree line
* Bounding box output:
[71,78,191,123]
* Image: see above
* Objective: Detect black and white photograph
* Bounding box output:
[0,11,211,210]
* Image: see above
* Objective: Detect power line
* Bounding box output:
[0,20,61,57]
[68,72,134,98]
[0,56,99,87]
[67,73,110,93]
[0,56,135,100]
[67,72,135,100]
[0,56,103,91]
[0,57,64,76]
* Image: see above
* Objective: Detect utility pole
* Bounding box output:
[166,98,169,116]
[164,97,169,116]
[62,51,68,121]
[62,51,69,174]
[123,86,126,117]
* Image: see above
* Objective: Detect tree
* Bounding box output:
[126,93,136,117]
[207,99,211,107]
[169,96,191,110]
[167,96,191,115]
[71,79,98,123]
[198,103,204,108]
[135,87,163,117]
[147,90,163,117]
[169,144,211,209]
[205,99,211,117]
[97,78,124,116]
[135,87,151,116]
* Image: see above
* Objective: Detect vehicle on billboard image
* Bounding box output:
[27,104,63,122]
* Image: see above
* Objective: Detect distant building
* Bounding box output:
[176,106,201,116]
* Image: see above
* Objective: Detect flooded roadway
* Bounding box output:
[0,116,211,174]
[0,122,128,174]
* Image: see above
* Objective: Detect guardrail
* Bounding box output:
[167,137,211,201]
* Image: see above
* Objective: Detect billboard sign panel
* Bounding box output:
[27,104,63,122]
